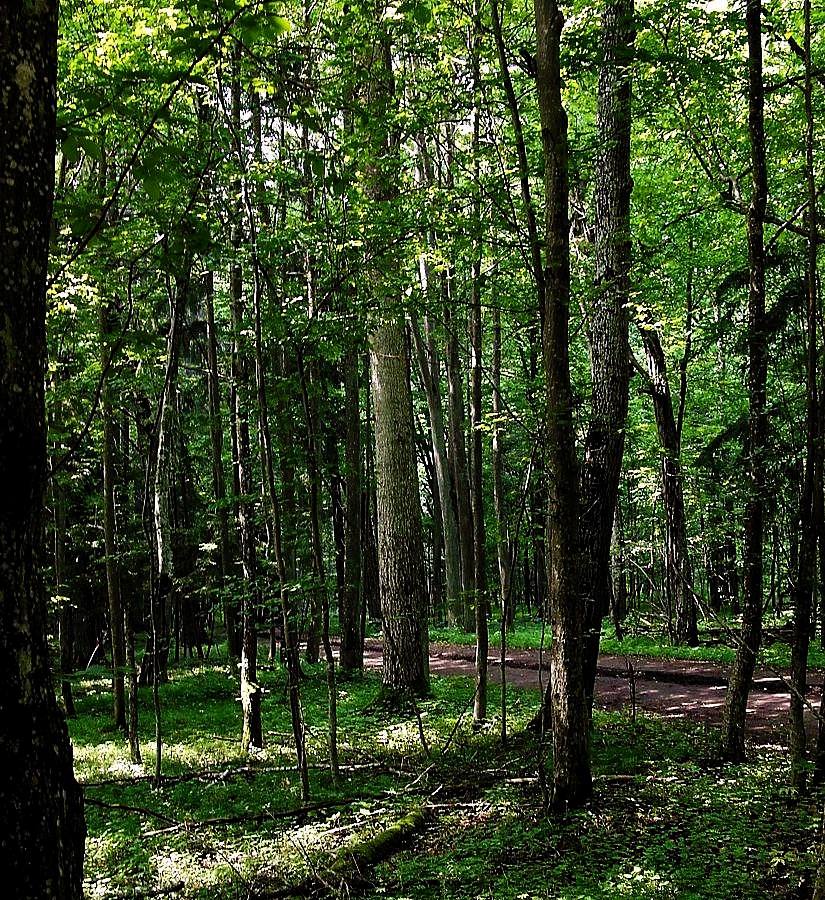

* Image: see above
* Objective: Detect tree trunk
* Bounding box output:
[363,30,429,701]
[721,0,769,763]
[444,296,475,624]
[639,322,696,645]
[100,298,127,729]
[469,2,489,724]
[412,309,463,626]
[203,271,239,660]
[791,0,818,790]
[229,253,263,754]
[534,0,591,809]
[340,350,364,673]
[0,6,86,892]
[579,0,635,705]
[53,477,76,717]
[299,356,339,780]
[491,301,512,742]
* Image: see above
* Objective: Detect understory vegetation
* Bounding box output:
[76,658,817,899]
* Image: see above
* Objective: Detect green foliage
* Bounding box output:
[70,661,817,898]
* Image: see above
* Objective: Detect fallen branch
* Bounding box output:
[83,797,177,825]
[288,806,428,897]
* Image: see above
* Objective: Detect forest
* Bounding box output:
[3,0,825,896]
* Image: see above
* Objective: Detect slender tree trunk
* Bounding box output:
[445,296,475,624]
[299,357,339,780]
[53,477,77,717]
[100,299,127,730]
[120,416,141,763]
[469,2,489,724]
[145,270,188,783]
[203,271,239,660]
[412,308,464,626]
[721,0,769,763]
[534,0,591,809]
[639,323,696,645]
[340,350,364,673]
[229,253,263,754]
[492,302,512,742]
[793,0,819,789]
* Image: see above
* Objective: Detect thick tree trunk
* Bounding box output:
[363,30,429,700]
[579,0,635,706]
[721,0,769,763]
[534,0,592,809]
[370,319,430,699]
[0,5,86,892]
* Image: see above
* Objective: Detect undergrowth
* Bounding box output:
[70,655,821,899]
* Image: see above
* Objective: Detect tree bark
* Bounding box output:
[444,298,475,626]
[100,298,127,729]
[363,29,429,701]
[0,4,86,892]
[534,0,592,809]
[203,271,239,660]
[340,350,364,673]
[229,253,263,754]
[579,0,635,705]
[411,309,464,626]
[639,321,696,645]
[791,0,818,790]
[721,0,769,763]
[469,1,489,724]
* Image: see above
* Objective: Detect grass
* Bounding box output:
[427,617,825,671]
[70,653,822,899]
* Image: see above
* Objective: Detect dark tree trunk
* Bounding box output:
[445,298,475,626]
[203,271,239,660]
[299,356,339,780]
[412,311,463,626]
[580,0,635,704]
[53,477,76,717]
[229,254,263,754]
[0,3,86,891]
[534,0,591,809]
[639,323,696,645]
[794,0,819,788]
[340,350,364,673]
[469,4,488,723]
[100,299,126,729]
[721,0,769,763]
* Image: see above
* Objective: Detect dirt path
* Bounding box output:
[359,640,822,745]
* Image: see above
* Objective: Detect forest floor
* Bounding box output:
[73,646,823,900]
[358,639,822,745]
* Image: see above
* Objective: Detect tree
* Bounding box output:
[534,0,592,809]
[580,0,636,701]
[0,2,86,894]
[721,0,769,763]
[361,17,429,702]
